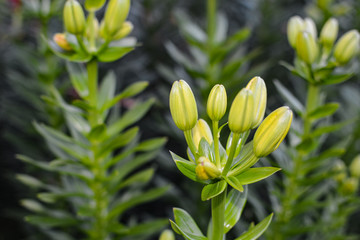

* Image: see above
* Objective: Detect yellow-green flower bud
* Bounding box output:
[112,21,134,40]
[350,155,360,178]
[85,16,99,39]
[253,106,293,157]
[340,177,359,195]
[287,16,304,47]
[333,160,347,182]
[63,0,86,35]
[246,76,267,128]
[192,119,213,149]
[304,18,317,39]
[85,0,106,11]
[195,157,221,180]
[104,0,130,37]
[169,80,198,131]
[320,18,338,48]
[296,31,319,64]
[53,33,73,51]
[207,84,227,121]
[159,229,175,240]
[334,30,360,65]
[228,89,255,133]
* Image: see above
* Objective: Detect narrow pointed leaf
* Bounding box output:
[224,187,248,233]
[201,180,227,201]
[235,213,273,240]
[234,167,281,185]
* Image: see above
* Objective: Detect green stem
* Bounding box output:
[76,35,88,54]
[304,84,319,135]
[184,130,198,161]
[222,133,241,176]
[213,121,221,168]
[211,187,226,240]
[87,59,99,127]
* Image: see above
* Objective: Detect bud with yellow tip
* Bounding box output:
[195,157,221,180]
[207,84,227,121]
[334,30,360,65]
[112,21,134,40]
[53,33,72,51]
[192,119,213,149]
[287,16,305,48]
[350,155,360,178]
[320,18,338,49]
[104,0,130,37]
[253,106,293,157]
[169,80,198,131]
[85,0,106,11]
[246,76,267,129]
[159,229,175,240]
[228,89,255,133]
[295,31,319,64]
[63,0,86,35]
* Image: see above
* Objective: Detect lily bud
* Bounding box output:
[334,30,360,65]
[253,106,293,157]
[112,21,134,40]
[287,16,304,48]
[63,0,86,35]
[340,177,359,195]
[333,160,347,182]
[192,119,213,149]
[295,31,319,64]
[350,155,360,178]
[169,80,198,131]
[85,16,99,39]
[195,157,221,180]
[104,0,130,37]
[320,18,338,48]
[85,0,106,11]
[53,33,72,51]
[228,89,255,133]
[207,84,227,121]
[159,229,175,240]
[246,76,267,128]
[304,18,317,39]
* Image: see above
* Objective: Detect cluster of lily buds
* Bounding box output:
[53,0,133,52]
[287,16,360,65]
[169,77,293,181]
[333,155,360,195]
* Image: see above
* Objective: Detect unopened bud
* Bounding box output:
[304,18,317,39]
[192,119,213,149]
[333,160,347,182]
[340,177,359,195]
[207,84,227,121]
[320,18,338,49]
[334,30,360,65]
[159,229,175,240]
[287,16,304,48]
[296,31,319,64]
[53,33,72,51]
[195,157,221,180]
[253,106,293,157]
[350,155,360,178]
[85,0,106,11]
[85,16,99,39]
[228,89,255,133]
[169,80,198,131]
[112,21,134,40]
[63,0,86,35]
[104,0,130,37]
[246,76,267,128]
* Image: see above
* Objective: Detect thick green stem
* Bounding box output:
[211,187,226,240]
[304,84,319,135]
[184,130,198,161]
[222,133,241,176]
[213,121,221,168]
[87,59,99,126]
